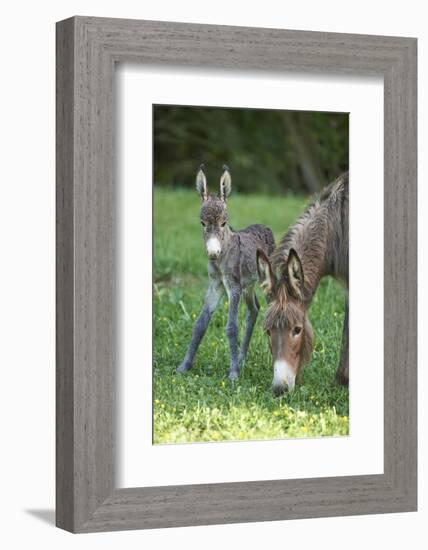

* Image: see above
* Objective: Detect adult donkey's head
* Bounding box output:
[256,248,313,396]
[196,164,232,260]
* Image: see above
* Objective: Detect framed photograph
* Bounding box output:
[56,16,417,532]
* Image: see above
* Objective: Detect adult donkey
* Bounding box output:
[177,165,275,380]
[257,172,348,395]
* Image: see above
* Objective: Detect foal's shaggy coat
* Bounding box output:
[178,165,275,380]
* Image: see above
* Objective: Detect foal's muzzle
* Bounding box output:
[206,237,221,260]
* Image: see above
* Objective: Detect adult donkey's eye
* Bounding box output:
[201,221,206,227]
[293,326,302,337]
[220,221,226,227]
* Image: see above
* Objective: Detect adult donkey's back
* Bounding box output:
[177,165,275,380]
[257,172,349,395]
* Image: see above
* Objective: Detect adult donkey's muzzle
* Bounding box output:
[272,360,296,396]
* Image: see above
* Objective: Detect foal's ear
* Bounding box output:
[257,249,275,296]
[219,165,232,202]
[286,248,304,299]
[196,164,208,201]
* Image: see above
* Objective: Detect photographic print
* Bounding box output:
[153,104,349,445]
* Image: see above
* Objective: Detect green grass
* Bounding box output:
[153,188,349,444]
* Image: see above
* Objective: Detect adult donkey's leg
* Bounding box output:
[335,299,349,385]
[226,283,241,380]
[177,281,223,373]
[238,287,259,368]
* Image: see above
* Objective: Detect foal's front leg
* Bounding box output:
[177,281,223,373]
[225,283,241,380]
[336,299,349,385]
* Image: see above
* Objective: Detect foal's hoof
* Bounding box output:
[176,362,191,374]
[228,370,239,381]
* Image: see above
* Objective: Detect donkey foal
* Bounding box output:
[177,165,275,380]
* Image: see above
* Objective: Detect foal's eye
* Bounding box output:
[220,221,227,227]
[200,221,206,227]
[292,326,302,337]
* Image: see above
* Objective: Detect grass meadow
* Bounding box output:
[153,188,349,444]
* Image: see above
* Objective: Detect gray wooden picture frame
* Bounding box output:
[56,16,417,533]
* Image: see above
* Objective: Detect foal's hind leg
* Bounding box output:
[336,299,349,385]
[238,287,259,369]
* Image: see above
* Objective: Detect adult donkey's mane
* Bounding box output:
[271,172,349,301]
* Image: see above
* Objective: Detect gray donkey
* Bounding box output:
[177,165,275,380]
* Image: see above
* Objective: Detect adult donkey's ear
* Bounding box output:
[257,249,276,297]
[219,165,232,202]
[196,164,208,201]
[286,248,304,299]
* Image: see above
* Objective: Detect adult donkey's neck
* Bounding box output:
[272,173,349,304]
[272,201,331,304]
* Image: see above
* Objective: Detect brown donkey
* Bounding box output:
[257,172,348,395]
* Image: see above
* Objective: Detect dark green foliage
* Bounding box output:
[154,105,348,194]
